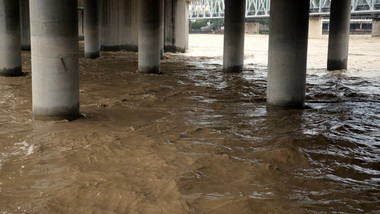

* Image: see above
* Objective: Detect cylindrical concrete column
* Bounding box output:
[0,0,22,77]
[160,0,164,59]
[130,0,139,51]
[78,9,84,40]
[100,0,138,52]
[267,0,309,108]
[138,0,161,74]
[164,0,189,53]
[84,0,100,59]
[30,0,80,120]
[20,0,31,51]
[327,0,351,70]
[223,0,246,73]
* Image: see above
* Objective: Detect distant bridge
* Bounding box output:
[189,0,380,19]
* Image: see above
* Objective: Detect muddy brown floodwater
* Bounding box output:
[0,34,379,213]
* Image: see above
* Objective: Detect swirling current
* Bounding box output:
[0,35,379,213]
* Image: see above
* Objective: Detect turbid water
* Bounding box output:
[0,34,379,213]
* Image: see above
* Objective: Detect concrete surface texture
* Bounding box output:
[164,0,189,53]
[30,0,80,120]
[84,0,101,59]
[138,0,162,74]
[267,0,310,108]
[223,0,246,73]
[101,0,138,51]
[20,0,30,50]
[327,0,351,70]
[0,0,22,76]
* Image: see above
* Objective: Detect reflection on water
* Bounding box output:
[0,46,379,213]
[175,59,380,213]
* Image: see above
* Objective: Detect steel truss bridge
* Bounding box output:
[189,0,380,19]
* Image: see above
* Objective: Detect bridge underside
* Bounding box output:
[0,0,375,119]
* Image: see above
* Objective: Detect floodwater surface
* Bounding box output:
[0,35,379,213]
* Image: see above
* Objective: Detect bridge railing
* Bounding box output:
[189,0,380,19]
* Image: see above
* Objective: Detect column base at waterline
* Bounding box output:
[327,59,348,71]
[266,99,305,110]
[85,51,101,59]
[21,45,31,51]
[101,45,138,52]
[0,66,23,77]
[223,65,243,73]
[164,45,187,53]
[138,65,161,74]
[33,105,80,121]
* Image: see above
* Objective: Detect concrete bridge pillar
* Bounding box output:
[164,0,189,53]
[0,0,22,77]
[372,16,380,37]
[84,0,101,59]
[327,0,351,70]
[138,0,162,74]
[30,0,80,120]
[101,0,138,51]
[160,0,165,59]
[20,0,31,51]
[101,0,122,51]
[78,9,84,40]
[245,22,260,34]
[129,0,138,51]
[223,0,245,73]
[308,17,323,39]
[267,0,309,108]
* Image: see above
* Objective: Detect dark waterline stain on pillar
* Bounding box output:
[266,101,306,110]
[327,59,348,71]
[101,45,138,52]
[21,45,31,51]
[85,51,101,59]
[0,66,23,77]
[33,103,80,121]
[223,65,244,73]
[138,66,161,74]
[164,45,186,53]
